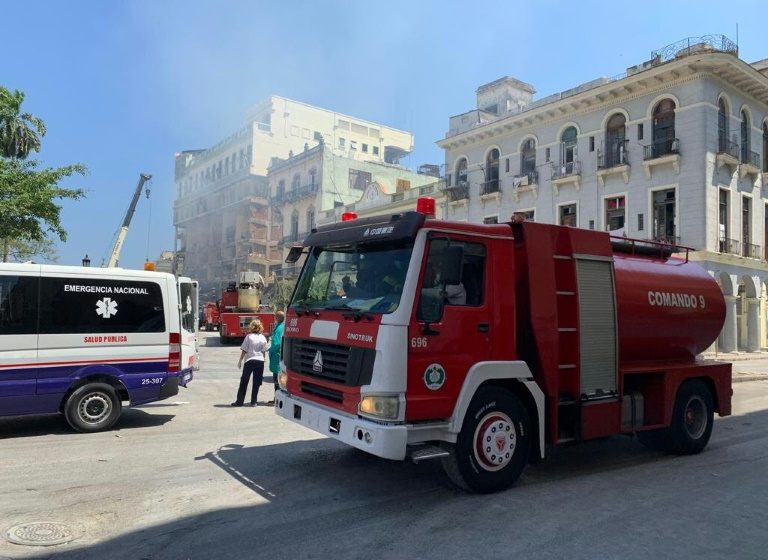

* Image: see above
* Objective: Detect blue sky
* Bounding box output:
[2,0,766,269]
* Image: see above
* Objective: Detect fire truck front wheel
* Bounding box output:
[442,387,531,493]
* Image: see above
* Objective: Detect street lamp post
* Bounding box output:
[82,254,90,267]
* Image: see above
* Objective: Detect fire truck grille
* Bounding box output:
[301,382,344,403]
[284,339,375,386]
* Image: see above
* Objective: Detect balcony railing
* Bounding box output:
[271,183,319,204]
[653,232,680,245]
[644,138,680,160]
[598,149,629,169]
[718,137,740,159]
[480,179,500,195]
[743,242,761,259]
[741,149,760,168]
[551,161,581,180]
[282,233,302,245]
[719,237,740,255]
[513,170,538,187]
[443,183,470,202]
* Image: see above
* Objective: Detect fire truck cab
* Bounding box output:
[275,200,731,493]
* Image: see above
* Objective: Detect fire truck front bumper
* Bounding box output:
[275,391,408,461]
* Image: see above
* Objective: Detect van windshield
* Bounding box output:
[290,241,413,314]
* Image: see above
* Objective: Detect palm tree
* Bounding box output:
[0,86,46,159]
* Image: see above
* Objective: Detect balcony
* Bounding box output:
[480,179,501,204]
[653,233,680,245]
[480,179,500,195]
[550,161,581,194]
[716,138,740,171]
[740,150,761,179]
[443,183,470,205]
[742,242,762,259]
[597,150,630,186]
[719,237,740,255]
[270,183,320,204]
[643,138,680,178]
[511,170,538,201]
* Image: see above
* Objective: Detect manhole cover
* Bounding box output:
[6,522,78,546]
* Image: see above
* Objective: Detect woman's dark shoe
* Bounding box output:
[231,402,243,407]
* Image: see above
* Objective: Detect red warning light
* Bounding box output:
[341,212,358,222]
[416,197,436,217]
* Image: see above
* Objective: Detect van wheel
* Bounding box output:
[441,387,530,493]
[64,383,122,433]
[638,379,714,454]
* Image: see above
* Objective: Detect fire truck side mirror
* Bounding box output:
[441,245,464,286]
[286,245,305,264]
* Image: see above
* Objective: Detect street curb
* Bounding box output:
[732,375,768,383]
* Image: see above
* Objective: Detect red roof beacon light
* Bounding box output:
[341,211,358,222]
[416,197,436,218]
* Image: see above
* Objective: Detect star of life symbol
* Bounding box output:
[96,297,118,319]
[496,435,507,453]
[313,350,323,373]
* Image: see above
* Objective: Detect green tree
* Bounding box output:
[5,237,58,263]
[0,87,46,159]
[0,86,86,262]
[0,159,86,262]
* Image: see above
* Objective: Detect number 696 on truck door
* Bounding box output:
[411,336,428,348]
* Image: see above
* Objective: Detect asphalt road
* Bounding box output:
[1,333,767,560]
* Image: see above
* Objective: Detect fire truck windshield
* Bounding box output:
[289,242,413,314]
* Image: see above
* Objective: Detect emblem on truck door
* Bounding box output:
[423,363,446,390]
[313,351,323,373]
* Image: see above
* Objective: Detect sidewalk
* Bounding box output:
[699,352,768,383]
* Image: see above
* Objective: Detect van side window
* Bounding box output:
[0,275,39,335]
[38,278,166,334]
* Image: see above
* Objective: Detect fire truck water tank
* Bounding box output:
[613,254,725,362]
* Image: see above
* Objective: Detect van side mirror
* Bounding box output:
[441,245,464,286]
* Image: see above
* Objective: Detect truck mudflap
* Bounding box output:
[275,390,408,461]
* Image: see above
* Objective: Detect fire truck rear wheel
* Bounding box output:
[442,387,531,493]
[637,379,714,454]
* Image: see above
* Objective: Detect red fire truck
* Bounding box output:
[219,272,275,344]
[200,302,220,331]
[274,199,731,493]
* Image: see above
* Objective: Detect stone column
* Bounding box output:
[720,295,738,353]
[747,298,761,352]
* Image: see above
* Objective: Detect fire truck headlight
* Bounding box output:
[359,395,399,420]
[278,372,288,390]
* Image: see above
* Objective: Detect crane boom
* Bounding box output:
[107,173,152,268]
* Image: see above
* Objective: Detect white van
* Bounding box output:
[0,263,195,432]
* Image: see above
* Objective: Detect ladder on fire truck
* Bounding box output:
[553,232,580,444]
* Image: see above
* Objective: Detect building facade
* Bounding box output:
[437,36,768,352]
[266,143,440,279]
[173,96,415,298]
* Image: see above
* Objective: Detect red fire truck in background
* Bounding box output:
[219,271,275,344]
[274,198,732,493]
[200,302,220,331]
